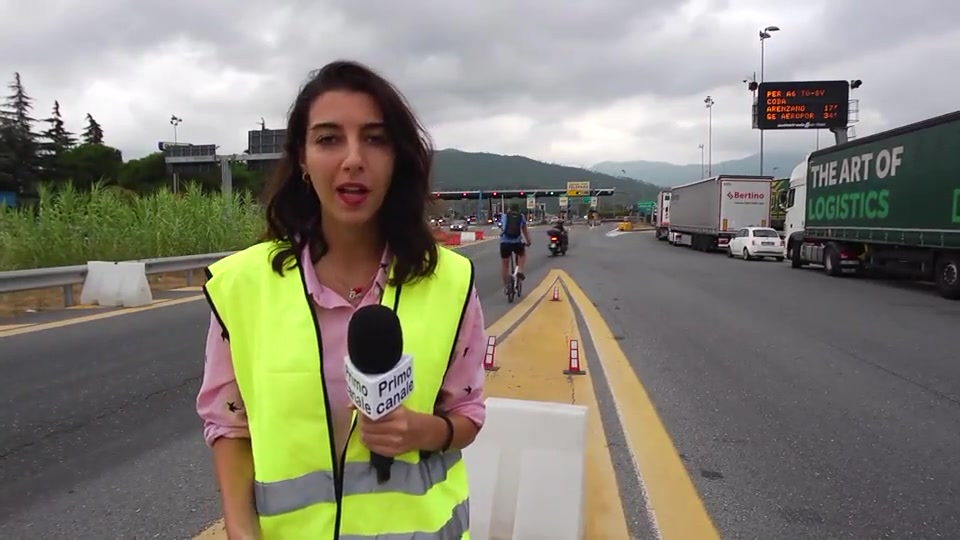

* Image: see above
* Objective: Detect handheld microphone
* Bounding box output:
[345,304,413,484]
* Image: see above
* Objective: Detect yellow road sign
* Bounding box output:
[566,180,590,196]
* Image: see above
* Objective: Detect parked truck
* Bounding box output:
[668,175,773,251]
[783,110,960,299]
[654,189,671,240]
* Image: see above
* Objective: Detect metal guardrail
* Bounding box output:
[0,252,235,307]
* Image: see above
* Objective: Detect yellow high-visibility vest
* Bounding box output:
[203,240,475,539]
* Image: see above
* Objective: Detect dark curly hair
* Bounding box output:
[260,60,438,285]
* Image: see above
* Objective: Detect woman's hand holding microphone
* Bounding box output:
[356,404,451,456]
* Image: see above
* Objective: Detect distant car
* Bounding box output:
[728,226,785,261]
[449,221,469,231]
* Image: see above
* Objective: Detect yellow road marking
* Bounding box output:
[65,298,173,310]
[483,276,631,539]
[0,296,205,338]
[0,323,33,332]
[560,269,720,539]
[193,521,226,539]
[484,269,560,340]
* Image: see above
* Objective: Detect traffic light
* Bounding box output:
[492,192,497,196]
[519,191,524,196]
[462,192,467,197]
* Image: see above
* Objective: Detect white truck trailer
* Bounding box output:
[654,189,671,240]
[669,175,773,251]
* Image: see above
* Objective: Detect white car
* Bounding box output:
[728,226,785,261]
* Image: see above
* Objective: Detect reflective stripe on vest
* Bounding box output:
[339,499,469,540]
[203,242,475,538]
[255,450,462,516]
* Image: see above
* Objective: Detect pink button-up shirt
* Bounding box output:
[196,244,487,454]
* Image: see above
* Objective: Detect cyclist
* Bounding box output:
[499,204,531,290]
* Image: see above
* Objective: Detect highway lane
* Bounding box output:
[565,228,960,539]
[0,230,561,539]
[11,222,956,539]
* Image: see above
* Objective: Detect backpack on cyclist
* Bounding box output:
[502,211,523,238]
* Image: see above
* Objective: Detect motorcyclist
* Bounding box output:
[548,220,569,250]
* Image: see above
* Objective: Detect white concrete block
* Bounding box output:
[79,261,111,306]
[460,231,476,242]
[513,448,585,540]
[463,442,501,540]
[80,261,153,307]
[464,397,588,540]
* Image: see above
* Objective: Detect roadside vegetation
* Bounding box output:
[0,182,263,271]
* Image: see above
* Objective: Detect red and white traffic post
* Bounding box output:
[563,338,586,375]
[483,335,499,371]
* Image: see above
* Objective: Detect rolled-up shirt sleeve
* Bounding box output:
[196,313,250,447]
[435,286,487,429]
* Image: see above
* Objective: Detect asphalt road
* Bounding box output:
[3,225,959,539]
[567,229,960,539]
[0,229,560,540]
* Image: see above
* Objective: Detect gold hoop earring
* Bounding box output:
[301,171,310,184]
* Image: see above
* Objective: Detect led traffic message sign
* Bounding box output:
[756,80,849,130]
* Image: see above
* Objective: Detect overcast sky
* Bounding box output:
[2,0,956,167]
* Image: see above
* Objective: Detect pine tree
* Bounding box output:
[38,100,76,180]
[0,72,40,195]
[41,101,76,150]
[0,126,14,192]
[81,113,104,145]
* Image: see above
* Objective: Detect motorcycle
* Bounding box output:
[548,230,567,256]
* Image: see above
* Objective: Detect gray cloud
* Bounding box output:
[2,0,957,166]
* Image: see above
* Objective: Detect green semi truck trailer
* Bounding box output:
[783,110,960,299]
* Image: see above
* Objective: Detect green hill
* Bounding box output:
[431,149,662,206]
[591,150,808,187]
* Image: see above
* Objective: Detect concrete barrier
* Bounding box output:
[460,231,477,243]
[444,233,462,246]
[80,261,153,307]
[464,397,588,540]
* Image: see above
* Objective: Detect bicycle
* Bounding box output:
[504,241,532,303]
[505,251,523,303]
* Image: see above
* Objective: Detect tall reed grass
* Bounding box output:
[0,182,263,271]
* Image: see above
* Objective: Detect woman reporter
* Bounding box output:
[196,60,487,539]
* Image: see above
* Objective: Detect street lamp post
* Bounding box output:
[170,115,182,144]
[698,143,705,178]
[169,115,183,193]
[758,25,779,176]
[743,71,758,127]
[704,96,714,176]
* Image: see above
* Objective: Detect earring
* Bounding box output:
[301,171,310,184]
